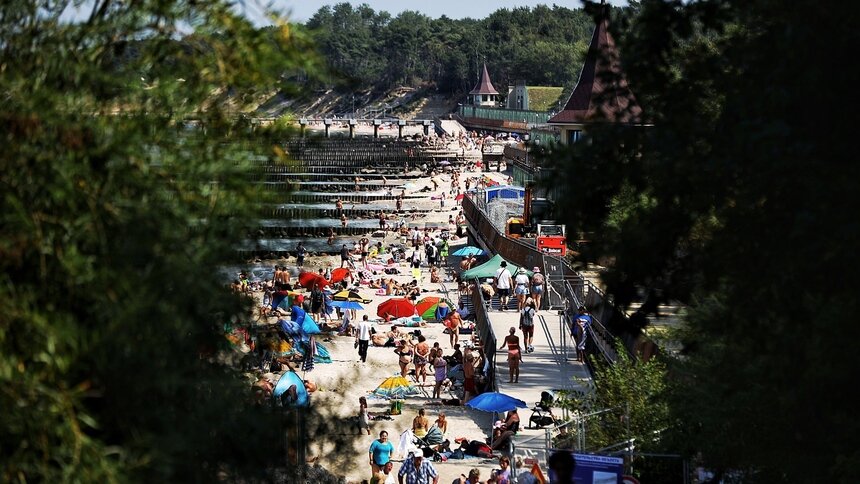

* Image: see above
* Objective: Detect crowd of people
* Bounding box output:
[221,152,595,481]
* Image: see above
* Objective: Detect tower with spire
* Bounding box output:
[548,3,642,144]
[469,64,499,107]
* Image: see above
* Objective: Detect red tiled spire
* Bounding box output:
[470,64,499,95]
[548,10,642,124]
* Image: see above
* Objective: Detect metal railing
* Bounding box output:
[470,288,497,391]
[462,193,644,363]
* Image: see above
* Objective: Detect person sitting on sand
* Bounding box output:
[303,379,317,393]
[252,376,274,405]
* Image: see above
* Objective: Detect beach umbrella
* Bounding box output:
[466,391,527,413]
[329,267,351,284]
[454,193,465,201]
[415,297,455,321]
[332,289,372,304]
[452,246,485,257]
[330,300,364,310]
[275,290,302,310]
[298,271,328,290]
[377,298,417,319]
[372,375,419,399]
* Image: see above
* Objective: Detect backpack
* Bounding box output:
[520,308,535,327]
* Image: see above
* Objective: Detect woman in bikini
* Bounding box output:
[397,339,413,378]
[499,327,523,383]
[412,408,429,439]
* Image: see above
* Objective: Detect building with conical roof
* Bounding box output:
[469,64,500,107]
[548,5,642,144]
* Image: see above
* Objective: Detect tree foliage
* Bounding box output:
[548,0,859,480]
[0,1,324,481]
[303,3,596,95]
[558,345,670,457]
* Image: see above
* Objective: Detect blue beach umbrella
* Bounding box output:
[452,246,485,257]
[330,300,364,310]
[465,391,527,413]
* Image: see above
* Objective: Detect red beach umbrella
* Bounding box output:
[377,298,417,319]
[454,193,465,201]
[298,271,328,290]
[329,267,351,284]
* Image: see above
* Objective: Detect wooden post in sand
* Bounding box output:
[349,118,357,139]
[299,118,307,138]
[373,119,381,138]
[324,118,332,138]
[423,119,431,136]
[398,119,406,139]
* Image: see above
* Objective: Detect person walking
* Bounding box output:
[357,314,372,363]
[573,306,592,363]
[499,327,522,383]
[369,430,395,475]
[447,310,462,348]
[341,244,351,268]
[494,261,513,311]
[295,241,306,268]
[530,266,544,311]
[513,267,530,311]
[310,284,324,320]
[397,452,439,484]
[520,299,536,353]
[358,396,371,435]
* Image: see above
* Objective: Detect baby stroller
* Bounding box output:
[528,390,556,429]
[413,425,446,462]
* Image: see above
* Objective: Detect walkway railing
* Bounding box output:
[463,193,647,364]
[470,288,497,391]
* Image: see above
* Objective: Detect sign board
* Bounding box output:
[622,476,640,484]
[548,452,623,484]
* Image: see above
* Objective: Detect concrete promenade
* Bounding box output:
[486,307,592,446]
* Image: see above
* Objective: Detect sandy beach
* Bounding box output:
[235,138,524,482]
